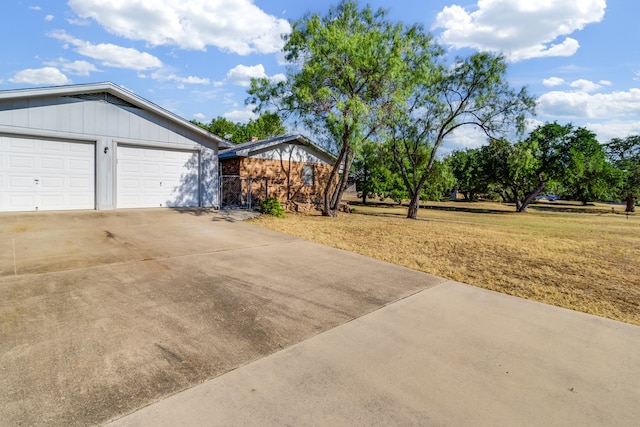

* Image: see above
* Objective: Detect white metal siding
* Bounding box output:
[0,136,95,211]
[116,145,199,208]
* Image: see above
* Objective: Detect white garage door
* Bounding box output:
[0,136,95,212]
[117,145,199,208]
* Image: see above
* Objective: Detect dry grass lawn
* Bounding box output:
[251,200,640,326]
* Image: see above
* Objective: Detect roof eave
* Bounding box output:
[0,82,233,148]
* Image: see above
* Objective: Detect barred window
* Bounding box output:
[302,165,314,186]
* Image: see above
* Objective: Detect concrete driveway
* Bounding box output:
[0,208,444,426]
[2,209,640,426]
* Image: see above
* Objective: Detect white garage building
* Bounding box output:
[0,82,229,212]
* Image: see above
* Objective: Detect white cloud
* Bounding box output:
[224,64,285,87]
[149,70,210,85]
[66,17,91,26]
[45,58,99,76]
[543,77,565,87]
[193,112,206,120]
[442,125,489,151]
[569,79,603,93]
[29,6,42,11]
[9,67,71,85]
[434,0,606,61]
[586,120,640,142]
[48,30,162,70]
[538,88,640,120]
[67,0,291,55]
[223,104,257,123]
[45,14,54,21]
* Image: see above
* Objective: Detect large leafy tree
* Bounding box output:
[351,140,394,204]
[193,112,285,144]
[387,52,535,219]
[482,123,611,212]
[606,135,640,212]
[560,128,621,204]
[448,148,489,201]
[248,0,440,216]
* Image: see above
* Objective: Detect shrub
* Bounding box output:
[260,197,285,218]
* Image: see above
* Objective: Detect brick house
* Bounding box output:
[219,134,335,210]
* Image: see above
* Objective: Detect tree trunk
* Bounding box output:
[323,148,354,217]
[516,190,544,212]
[406,191,421,219]
[323,144,348,217]
[517,182,546,212]
[626,194,636,213]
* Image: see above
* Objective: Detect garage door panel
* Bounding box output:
[69,177,93,189]
[9,175,34,188]
[41,157,65,170]
[143,164,162,174]
[0,137,95,212]
[117,145,199,209]
[41,140,64,151]
[40,176,65,189]
[70,158,92,171]
[10,156,34,168]
[8,139,35,150]
[9,194,36,210]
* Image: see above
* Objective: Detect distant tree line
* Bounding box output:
[353,122,640,212]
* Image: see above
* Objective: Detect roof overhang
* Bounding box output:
[0,82,234,149]
[219,134,336,162]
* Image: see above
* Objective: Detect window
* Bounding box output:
[302,165,314,186]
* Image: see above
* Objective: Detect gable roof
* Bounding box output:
[219,134,336,162]
[0,82,233,148]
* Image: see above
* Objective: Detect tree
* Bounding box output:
[193,112,286,144]
[387,52,535,219]
[248,0,440,216]
[448,148,488,201]
[482,123,611,212]
[560,128,621,204]
[351,140,393,204]
[606,135,640,212]
[245,112,286,141]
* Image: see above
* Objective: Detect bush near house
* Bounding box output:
[260,197,286,218]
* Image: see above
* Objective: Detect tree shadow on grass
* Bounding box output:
[349,200,514,216]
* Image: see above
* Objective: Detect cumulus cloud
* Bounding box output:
[45,14,54,21]
[433,0,606,61]
[223,104,258,123]
[45,58,99,76]
[586,120,640,142]
[67,0,291,55]
[9,67,71,85]
[569,79,604,93]
[48,30,162,70]
[224,64,286,87]
[538,88,640,120]
[193,112,206,120]
[147,70,211,85]
[543,77,565,87]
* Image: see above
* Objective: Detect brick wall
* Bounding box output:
[228,157,332,204]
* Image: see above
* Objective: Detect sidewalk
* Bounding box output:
[107,281,640,427]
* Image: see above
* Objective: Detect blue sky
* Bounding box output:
[2,0,638,150]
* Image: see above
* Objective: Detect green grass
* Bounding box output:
[251,200,640,326]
